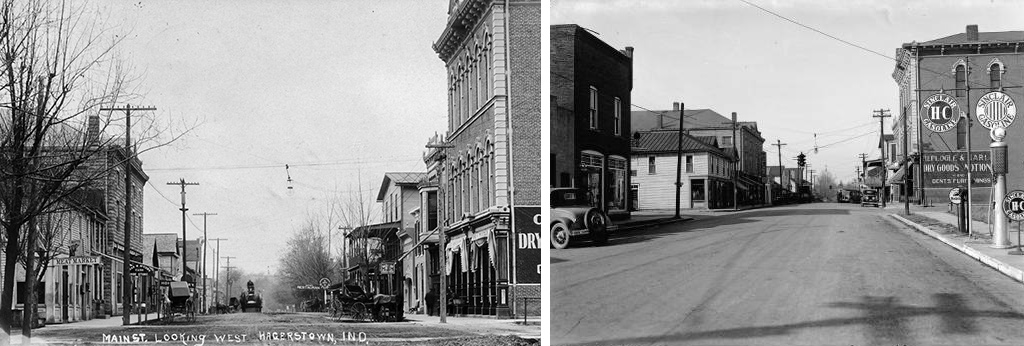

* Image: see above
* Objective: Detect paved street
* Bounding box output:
[552,203,1024,345]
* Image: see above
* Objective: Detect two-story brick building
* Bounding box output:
[550,24,634,218]
[432,0,540,317]
[892,25,1023,210]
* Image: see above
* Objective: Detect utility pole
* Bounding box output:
[963,56,974,237]
[426,141,455,324]
[855,166,861,182]
[194,212,217,313]
[902,107,911,215]
[209,238,227,306]
[858,153,869,184]
[675,103,685,218]
[771,140,786,201]
[873,109,892,208]
[731,112,739,210]
[167,179,200,281]
[100,104,156,326]
[222,256,236,301]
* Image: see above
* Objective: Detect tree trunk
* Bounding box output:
[21,220,38,344]
[1,222,21,346]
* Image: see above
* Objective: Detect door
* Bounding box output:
[62,269,69,322]
[630,184,639,211]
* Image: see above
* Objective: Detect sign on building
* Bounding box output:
[513,206,541,284]
[976,91,1016,129]
[921,151,992,188]
[921,93,961,133]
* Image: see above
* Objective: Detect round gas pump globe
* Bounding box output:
[991,127,1006,142]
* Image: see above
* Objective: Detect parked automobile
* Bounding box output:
[860,189,879,207]
[550,188,609,249]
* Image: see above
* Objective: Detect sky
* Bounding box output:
[87,1,451,277]
[551,0,1024,185]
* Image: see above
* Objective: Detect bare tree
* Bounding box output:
[332,174,380,291]
[0,0,190,342]
[277,218,337,306]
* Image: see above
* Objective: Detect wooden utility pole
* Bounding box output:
[167,179,199,280]
[100,104,156,326]
[731,112,739,210]
[208,238,227,306]
[675,103,685,218]
[426,142,455,323]
[222,256,236,300]
[902,107,911,215]
[873,109,892,208]
[771,140,786,200]
[194,212,217,313]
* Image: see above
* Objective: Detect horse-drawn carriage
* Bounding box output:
[327,283,400,322]
[162,281,195,323]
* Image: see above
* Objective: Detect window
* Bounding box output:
[956,120,966,149]
[685,155,693,173]
[691,179,705,202]
[890,144,897,162]
[955,64,966,97]
[630,169,637,177]
[723,136,733,148]
[613,97,622,136]
[648,156,656,175]
[991,63,1002,89]
[589,87,599,130]
[607,157,628,211]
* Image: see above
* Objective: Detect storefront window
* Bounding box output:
[581,152,604,209]
[692,179,706,202]
[607,157,627,211]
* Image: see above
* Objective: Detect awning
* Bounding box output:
[469,228,496,272]
[887,164,909,185]
[445,234,468,274]
[864,167,884,188]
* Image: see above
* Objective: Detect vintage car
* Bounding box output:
[550,188,609,249]
[861,189,880,207]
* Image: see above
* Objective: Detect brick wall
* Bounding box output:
[510,283,541,317]
[509,1,541,206]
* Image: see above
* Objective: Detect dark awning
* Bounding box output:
[347,221,402,239]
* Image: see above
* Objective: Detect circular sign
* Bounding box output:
[976,91,1017,129]
[922,93,961,132]
[318,277,331,289]
[1002,190,1024,221]
[949,188,962,204]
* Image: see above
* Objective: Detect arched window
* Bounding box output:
[954,64,966,97]
[990,62,1002,89]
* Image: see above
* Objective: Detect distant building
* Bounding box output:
[631,131,736,210]
[378,172,426,315]
[633,106,768,206]
[432,0,541,317]
[550,24,634,218]
[893,25,1023,206]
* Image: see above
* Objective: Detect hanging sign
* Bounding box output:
[976,91,1016,129]
[921,93,961,132]
[949,188,962,204]
[1003,190,1024,221]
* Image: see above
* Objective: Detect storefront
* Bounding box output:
[444,210,510,317]
[45,256,102,323]
[579,151,630,218]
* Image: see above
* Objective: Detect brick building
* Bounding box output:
[631,131,736,210]
[550,24,634,218]
[432,0,540,317]
[633,106,768,206]
[892,25,1023,207]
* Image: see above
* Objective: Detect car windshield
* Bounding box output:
[862,190,877,196]
[551,189,588,207]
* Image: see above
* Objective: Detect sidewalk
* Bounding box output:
[610,212,693,232]
[889,204,1024,283]
[36,312,163,330]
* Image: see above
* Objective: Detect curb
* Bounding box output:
[612,217,692,232]
[890,214,1024,283]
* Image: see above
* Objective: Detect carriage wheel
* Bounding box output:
[352,302,368,321]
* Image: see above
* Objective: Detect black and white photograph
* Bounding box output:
[550,0,1024,345]
[0,0,540,345]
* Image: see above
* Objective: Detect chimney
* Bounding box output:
[966,25,979,41]
[86,115,100,145]
[673,102,680,111]
[622,46,634,58]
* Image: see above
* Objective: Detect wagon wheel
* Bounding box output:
[352,302,368,321]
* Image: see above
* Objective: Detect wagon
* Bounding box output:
[328,283,372,321]
[163,281,195,323]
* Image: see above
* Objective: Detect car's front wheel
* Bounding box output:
[551,222,571,249]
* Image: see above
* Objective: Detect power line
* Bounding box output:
[147,157,422,172]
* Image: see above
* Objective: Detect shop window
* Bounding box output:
[691,179,705,202]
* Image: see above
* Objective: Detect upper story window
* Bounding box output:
[589,87,599,130]
[956,120,966,149]
[647,156,656,175]
[954,64,966,97]
[613,97,622,136]
[990,62,1003,89]
[685,155,693,173]
[722,136,733,148]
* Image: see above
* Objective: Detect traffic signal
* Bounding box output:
[797,152,806,167]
